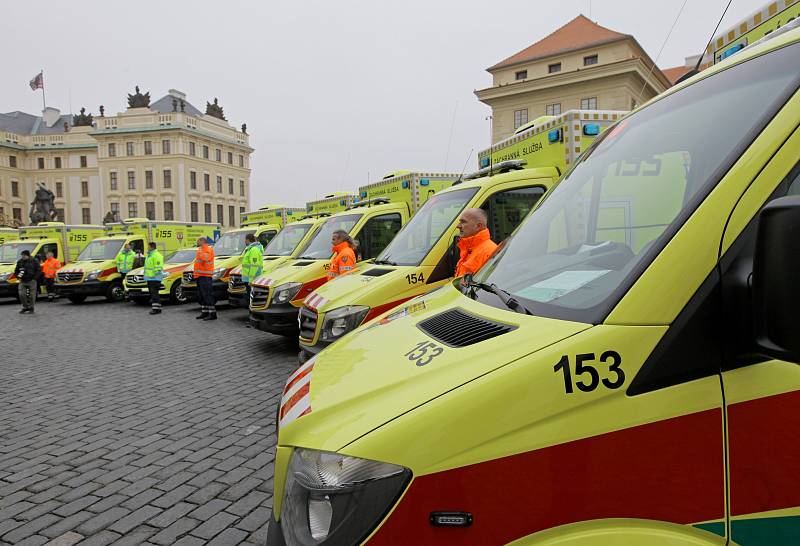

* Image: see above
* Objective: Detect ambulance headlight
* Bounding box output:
[281,448,410,546]
[272,282,302,305]
[85,269,103,281]
[321,305,369,340]
[0,272,11,282]
[211,267,226,280]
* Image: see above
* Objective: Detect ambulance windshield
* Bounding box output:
[297,214,361,259]
[0,242,37,264]
[76,239,125,261]
[166,249,197,264]
[214,230,255,257]
[265,223,315,256]
[474,42,800,323]
[376,188,478,266]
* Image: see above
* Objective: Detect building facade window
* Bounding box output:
[204,173,210,192]
[12,181,19,197]
[163,170,172,189]
[162,140,171,154]
[80,156,87,168]
[82,208,91,224]
[56,182,63,198]
[38,157,45,169]
[190,202,199,222]
[55,208,64,222]
[110,202,119,220]
[189,142,196,156]
[548,62,561,73]
[108,143,116,157]
[513,108,529,129]
[204,203,212,223]
[546,103,561,115]
[13,208,22,221]
[145,201,156,220]
[110,172,118,190]
[215,149,221,162]
[228,206,235,227]
[9,156,17,168]
[227,152,233,164]
[145,170,154,189]
[238,154,244,167]
[584,54,598,66]
[515,70,528,80]
[190,171,197,190]
[580,97,598,109]
[217,204,224,225]
[144,141,152,155]
[126,142,134,156]
[127,171,136,190]
[203,145,209,159]
[239,180,245,197]
[164,201,174,221]
[228,177,234,195]
[239,206,245,216]
[54,157,62,169]
[128,202,138,218]
[216,176,222,193]
[81,180,89,197]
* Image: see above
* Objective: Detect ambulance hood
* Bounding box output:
[305,265,411,312]
[59,260,114,272]
[126,263,189,276]
[251,258,325,288]
[278,282,591,452]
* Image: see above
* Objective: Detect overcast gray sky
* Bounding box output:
[3,0,766,209]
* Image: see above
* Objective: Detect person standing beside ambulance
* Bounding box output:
[116,243,136,278]
[143,242,164,315]
[326,229,357,282]
[41,251,61,302]
[240,233,263,327]
[194,237,217,320]
[455,208,497,278]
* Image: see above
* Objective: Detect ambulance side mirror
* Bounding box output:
[752,196,800,363]
[447,235,460,275]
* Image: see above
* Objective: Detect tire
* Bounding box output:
[106,281,125,302]
[68,295,86,304]
[170,281,187,305]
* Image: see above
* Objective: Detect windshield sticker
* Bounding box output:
[517,270,610,303]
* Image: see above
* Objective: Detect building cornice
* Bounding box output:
[90,124,254,152]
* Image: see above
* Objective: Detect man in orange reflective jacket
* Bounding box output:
[326,229,357,282]
[455,208,497,278]
[194,237,217,320]
[41,251,61,301]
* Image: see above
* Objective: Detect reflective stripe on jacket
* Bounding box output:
[144,250,164,281]
[455,228,497,277]
[326,241,357,281]
[241,242,263,283]
[116,250,135,274]
[42,258,62,279]
[194,244,215,277]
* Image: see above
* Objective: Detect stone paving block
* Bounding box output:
[18,501,66,522]
[41,511,94,539]
[120,490,162,512]
[150,485,195,509]
[149,517,201,546]
[73,530,120,546]
[13,534,49,546]
[107,505,161,535]
[207,528,249,546]
[189,512,239,540]
[146,502,196,529]
[225,491,271,518]
[75,508,131,536]
[54,497,100,518]
[234,506,272,533]
[43,531,84,545]
[106,525,157,546]
[187,499,230,521]
[2,514,61,544]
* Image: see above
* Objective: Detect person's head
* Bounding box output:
[197,237,207,247]
[331,229,353,248]
[245,233,256,244]
[20,250,31,260]
[46,251,54,259]
[458,208,488,238]
[123,243,131,252]
[148,242,157,251]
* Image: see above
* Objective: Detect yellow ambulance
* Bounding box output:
[227,215,327,308]
[55,219,218,303]
[268,25,800,545]
[180,222,282,303]
[122,247,198,304]
[298,111,624,360]
[0,223,106,300]
[249,172,457,336]
[0,227,18,245]
[241,206,306,227]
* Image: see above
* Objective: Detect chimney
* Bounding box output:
[42,107,61,127]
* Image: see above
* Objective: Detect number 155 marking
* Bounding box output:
[553,351,624,394]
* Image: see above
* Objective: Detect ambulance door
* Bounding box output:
[353,213,402,261]
[718,152,800,544]
[479,184,547,243]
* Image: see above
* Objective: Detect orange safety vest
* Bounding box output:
[455,228,497,277]
[326,241,356,281]
[194,244,215,277]
[42,257,62,279]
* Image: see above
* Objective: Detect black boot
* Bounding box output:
[196,313,208,320]
[149,309,161,315]
[203,313,217,321]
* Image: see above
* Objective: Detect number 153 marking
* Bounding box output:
[553,351,624,394]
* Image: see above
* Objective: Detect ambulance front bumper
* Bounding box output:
[227,289,248,308]
[0,281,17,298]
[249,303,299,336]
[54,280,107,297]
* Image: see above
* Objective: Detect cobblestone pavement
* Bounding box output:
[0,296,299,546]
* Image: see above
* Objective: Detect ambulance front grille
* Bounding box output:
[250,286,269,309]
[57,272,83,283]
[182,271,194,284]
[417,308,516,347]
[127,274,145,285]
[229,274,244,289]
[298,307,318,341]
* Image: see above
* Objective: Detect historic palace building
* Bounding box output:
[0,87,252,227]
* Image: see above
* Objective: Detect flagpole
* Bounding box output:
[40,70,46,110]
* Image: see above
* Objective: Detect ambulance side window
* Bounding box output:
[356,213,402,260]
[481,186,546,242]
[37,243,58,261]
[258,230,276,247]
[130,240,144,253]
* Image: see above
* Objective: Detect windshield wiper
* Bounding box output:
[463,277,531,315]
[373,258,398,266]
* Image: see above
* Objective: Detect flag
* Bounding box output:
[29,72,43,91]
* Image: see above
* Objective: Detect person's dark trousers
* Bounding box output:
[148,281,162,314]
[45,277,56,301]
[19,280,37,312]
[197,276,216,319]
[244,282,252,327]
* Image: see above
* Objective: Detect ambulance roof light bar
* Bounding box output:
[347,197,391,209]
[463,160,526,181]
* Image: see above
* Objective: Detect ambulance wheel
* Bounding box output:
[106,281,125,302]
[170,282,187,305]
[68,295,86,304]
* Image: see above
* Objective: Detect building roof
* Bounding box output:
[661,65,693,85]
[0,110,75,135]
[489,14,630,71]
[149,93,203,117]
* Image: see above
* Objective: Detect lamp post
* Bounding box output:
[485,115,493,146]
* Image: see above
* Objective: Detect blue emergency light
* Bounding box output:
[480,157,490,168]
[339,199,345,205]
[360,191,367,198]
[583,124,600,136]
[401,180,409,189]
[420,179,430,186]
[548,129,561,143]
[720,43,745,60]
[287,211,293,215]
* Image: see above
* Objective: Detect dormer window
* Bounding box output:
[584,54,598,66]
[548,63,561,73]
[515,70,528,80]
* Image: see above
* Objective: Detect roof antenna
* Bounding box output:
[675,0,733,84]
[454,148,473,184]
